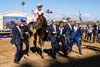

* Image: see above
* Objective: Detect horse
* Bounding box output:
[33,13,48,58]
[28,22,35,38]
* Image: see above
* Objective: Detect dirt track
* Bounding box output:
[0,38,100,67]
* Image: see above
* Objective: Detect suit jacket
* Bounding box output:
[93,27,98,35]
[20,25,29,39]
[71,26,82,39]
[59,28,65,39]
[64,24,72,39]
[97,26,100,34]
[58,27,66,42]
[48,24,60,43]
[12,26,22,45]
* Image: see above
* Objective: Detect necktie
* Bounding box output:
[74,26,77,32]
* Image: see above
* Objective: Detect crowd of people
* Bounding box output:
[83,23,100,43]
[11,3,100,64]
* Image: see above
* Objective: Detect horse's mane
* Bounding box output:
[37,15,47,28]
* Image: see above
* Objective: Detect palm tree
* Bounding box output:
[21,1,25,13]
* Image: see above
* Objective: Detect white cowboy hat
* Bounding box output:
[37,3,43,7]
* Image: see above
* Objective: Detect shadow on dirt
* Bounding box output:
[18,55,100,67]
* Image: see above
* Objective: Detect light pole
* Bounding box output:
[21,1,25,13]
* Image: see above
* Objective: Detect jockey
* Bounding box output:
[32,3,44,22]
[32,3,43,33]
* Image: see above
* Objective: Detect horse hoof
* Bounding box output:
[41,54,44,59]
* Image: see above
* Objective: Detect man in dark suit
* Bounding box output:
[20,20,30,57]
[64,17,73,51]
[97,24,100,43]
[69,20,82,54]
[12,20,23,64]
[58,21,68,56]
[93,24,98,43]
[48,19,60,59]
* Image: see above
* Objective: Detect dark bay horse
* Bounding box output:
[33,14,48,58]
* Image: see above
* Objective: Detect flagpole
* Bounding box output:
[79,11,82,22]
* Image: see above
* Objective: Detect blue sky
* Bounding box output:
[0,0,100,21]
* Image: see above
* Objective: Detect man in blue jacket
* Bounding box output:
[69,20,82,54]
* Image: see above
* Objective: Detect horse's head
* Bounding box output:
[37,13,47,27]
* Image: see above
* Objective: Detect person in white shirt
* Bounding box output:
[32,3,43,22]
[87,25,93,42]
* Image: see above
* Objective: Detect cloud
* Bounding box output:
[44,12,100,21]
[73,12,99,21]
[44,12,68,20]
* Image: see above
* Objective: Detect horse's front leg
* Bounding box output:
[39,40,44,54]
[41,41,44,54]
[39,39,44,58]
